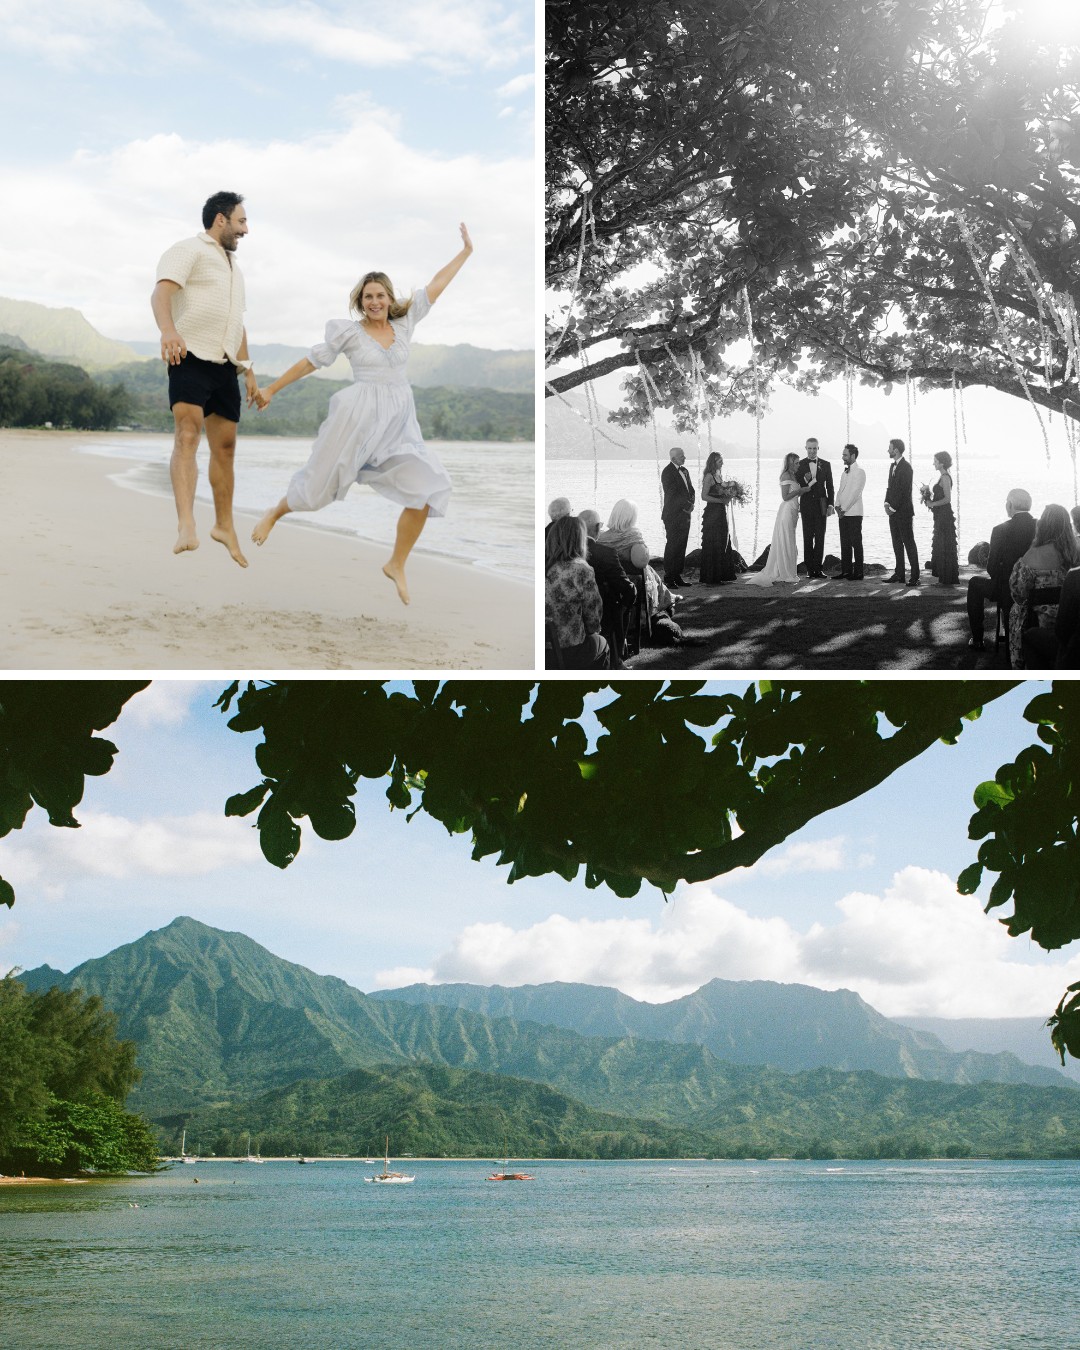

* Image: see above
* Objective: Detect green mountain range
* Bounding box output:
[18,918,1080,1160]
[0,296,533,390]
[370,980,1069,1090]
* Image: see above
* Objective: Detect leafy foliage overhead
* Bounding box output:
[546,0,1080,433]
[3,678,1079,1059]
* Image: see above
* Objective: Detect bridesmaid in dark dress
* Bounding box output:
[699,450,737,583]
[928,450,959,584]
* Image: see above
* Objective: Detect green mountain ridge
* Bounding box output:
[18,918,1080,1159]
[0,296,533,389]
[370,979,1071,1091]
[178,1062,713,1160]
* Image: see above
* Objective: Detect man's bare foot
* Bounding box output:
[251,510,279,546]
[174,525,200,555]
[382,561,410,605]
[211,525,249,568]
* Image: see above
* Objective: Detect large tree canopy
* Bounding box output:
[546,0,1080,436]
[1,679,1078,1060]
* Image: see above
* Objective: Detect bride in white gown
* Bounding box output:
[744,453,811,586]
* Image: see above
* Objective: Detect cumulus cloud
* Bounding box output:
[116,681,205,729]
[0,810,261,893]
[372,866,1080,1019]
[0,114,533,350]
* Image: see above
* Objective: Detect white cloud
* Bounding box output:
[496,73,534,98]
[374,964,435,988]
[0,810,261,891]
[0,0,167,66]
[192,0,530,73]
[117,681,205,729]
[0,114,533,349]
[395,867,1080,1019]
[754,835,857,877]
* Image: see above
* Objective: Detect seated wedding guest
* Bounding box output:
[545,515,608,668]
[580,508,635,669]
[966,488,1036,651]
[1022,564,1080,668]
[546,497,571,537]
[596,498,675,619]
[1009,502,1080,667]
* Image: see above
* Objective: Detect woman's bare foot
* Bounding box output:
[174,525,200,555]
[211,525,249,568]
[251,510,280,546]
[382,561,410,605]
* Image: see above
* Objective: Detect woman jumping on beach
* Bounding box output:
[250,224,473,604]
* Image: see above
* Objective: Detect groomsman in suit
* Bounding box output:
[796,437,834,578]
[661,445,695,586]
[884,437,919,584]
[834,443,865,580]
[965,488,1036,649]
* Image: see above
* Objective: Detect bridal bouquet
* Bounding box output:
[720,479,752,507]
[919,482,933,509]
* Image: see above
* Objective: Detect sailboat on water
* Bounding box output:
[179,1129,199,1164]
[233,1132,265,1163]
[487,1134,533,1181]
[364,1137,415,1184]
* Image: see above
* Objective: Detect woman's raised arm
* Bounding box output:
[426,223,473,303]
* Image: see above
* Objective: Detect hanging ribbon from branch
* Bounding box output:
[742,286,762,555]
[545,190,596,367]
[636,352,666,514]
[957,210,1051,462]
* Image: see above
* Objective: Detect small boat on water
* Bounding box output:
[364,1137,415,1184]
[179,1129,199,1164]
[486,1171,534,1181]
[233,1132,265,1164]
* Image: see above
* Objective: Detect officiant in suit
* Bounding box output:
[661,445,695,586]
[884,436,920,584]
[796,437,834,578]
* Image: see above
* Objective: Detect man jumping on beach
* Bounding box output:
[151,191,258,566]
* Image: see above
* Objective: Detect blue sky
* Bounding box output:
[0,0,535,348]
[2,679,1077,1023]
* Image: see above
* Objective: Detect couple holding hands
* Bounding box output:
[152,191,472,603]
[747,437,867,586]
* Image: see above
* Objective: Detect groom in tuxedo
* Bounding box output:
[796,437,834,578]
[884,437,920,584]
[661,445,695,586]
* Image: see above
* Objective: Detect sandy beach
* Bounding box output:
[1,431,534,670]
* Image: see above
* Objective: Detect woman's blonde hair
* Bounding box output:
[349,271,412,320]
[606,498,639,531]
[1034,503,1080,567]
[782,452,800,476]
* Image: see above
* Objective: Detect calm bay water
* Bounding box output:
[551,452,1080,570]
[3,1159,1078,1348]
[79,435,535,582]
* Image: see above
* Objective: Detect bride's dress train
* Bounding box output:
[745,492,800,586]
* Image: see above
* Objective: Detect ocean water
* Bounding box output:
[550,452,1080,570]
[3,1158,1078,1348]
[78,435,535,583]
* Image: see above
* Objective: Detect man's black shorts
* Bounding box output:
[168,353,241,422]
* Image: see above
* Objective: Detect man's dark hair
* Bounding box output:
[844,443,859,459]
[889,437,906,455]
[202,191,244,229]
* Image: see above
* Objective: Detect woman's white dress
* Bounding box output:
[744,481,800,585]
[286,286,451,518]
